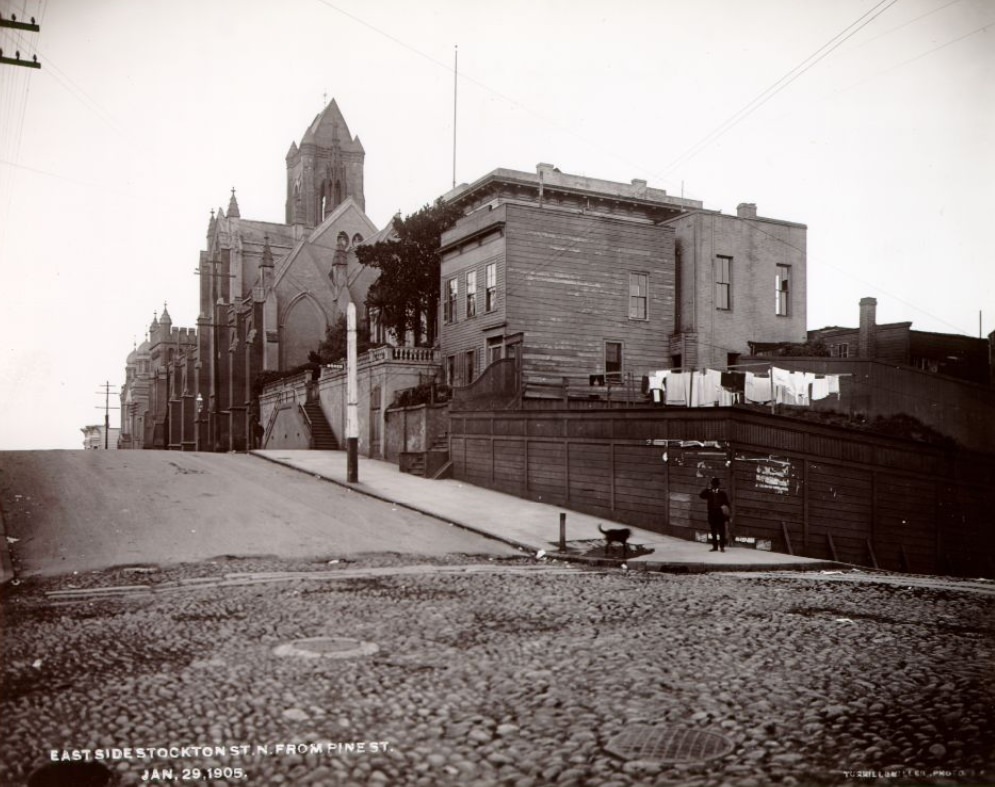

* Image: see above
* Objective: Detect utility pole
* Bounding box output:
[0,13,41,69]
[94,381,120,449]
[346,302,359,482]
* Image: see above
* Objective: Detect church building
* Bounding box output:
[121,100,379,451]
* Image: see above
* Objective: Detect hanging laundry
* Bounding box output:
[692,369,723,407]
[828,375,840,396]
[771,367,796,404]
[745,372,773,404]
[792,371,816,406]
[647,371,667,392]
[811,376,831,401]
[666,371,691,405]
[720,371,746,394]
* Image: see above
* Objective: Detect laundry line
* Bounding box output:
[645,365,850,412]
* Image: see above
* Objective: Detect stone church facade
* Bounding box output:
[121,100,379,451]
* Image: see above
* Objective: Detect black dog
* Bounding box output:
[599,524,631,558]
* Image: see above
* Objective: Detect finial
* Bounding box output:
[323,90,327,106]
[227,187,240,219]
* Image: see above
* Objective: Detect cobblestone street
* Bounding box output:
[1,554,992,787]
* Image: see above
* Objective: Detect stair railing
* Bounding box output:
[299,402,314,446]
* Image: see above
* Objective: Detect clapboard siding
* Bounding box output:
[504,204,676,379]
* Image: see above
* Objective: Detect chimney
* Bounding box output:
[737,203,757,219]
[631,178,648,197]
[859,297,877,359]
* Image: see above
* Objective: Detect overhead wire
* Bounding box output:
[0,0,41,257]
[658,0,902,178]
[308,0,990,341]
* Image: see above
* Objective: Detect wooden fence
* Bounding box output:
[449,407,995,577]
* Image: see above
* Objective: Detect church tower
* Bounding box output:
[285,99,366,228]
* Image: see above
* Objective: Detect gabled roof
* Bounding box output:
[360,216,398,246]
[307,196,378,245]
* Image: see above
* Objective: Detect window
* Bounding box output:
[715,256,731,310]
[775,265,790,316]
[831,343,850,359]
[464,349,477,384]
[446,355,456,385]
[487,336,503,365]
[628,273,648,319]
[444,278,458,323]
[605,341,623,384]
[466,271,477,318]
[485,263,497,312]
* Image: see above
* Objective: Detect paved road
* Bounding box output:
[0,451,519,577]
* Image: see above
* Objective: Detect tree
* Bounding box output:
[357,198,462,346]
[308,314,374,365]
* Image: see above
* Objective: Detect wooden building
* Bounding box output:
[438,164,807,398]
[807,297,992,386]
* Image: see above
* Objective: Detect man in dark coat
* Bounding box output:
[699,477,731,552]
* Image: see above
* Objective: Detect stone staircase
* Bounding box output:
[400,433,452,479]
[303,401,339,450]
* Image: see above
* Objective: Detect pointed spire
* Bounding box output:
[228,187,240,219]
[160,301,172,326]
[208,208,216,235]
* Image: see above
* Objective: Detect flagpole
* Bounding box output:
[452,44,458,189]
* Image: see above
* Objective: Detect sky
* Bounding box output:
[1,0,992,450]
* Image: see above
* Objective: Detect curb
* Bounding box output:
[250,452,538,557]
[250,453,844,575]
[546,552,851,574]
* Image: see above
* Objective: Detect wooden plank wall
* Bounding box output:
[450,408,995,577]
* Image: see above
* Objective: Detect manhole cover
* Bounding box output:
[605,724,734,763]
[273,637,378,659]
[28,761,113,786]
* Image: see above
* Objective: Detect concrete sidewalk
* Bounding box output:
[253,450,841,573]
